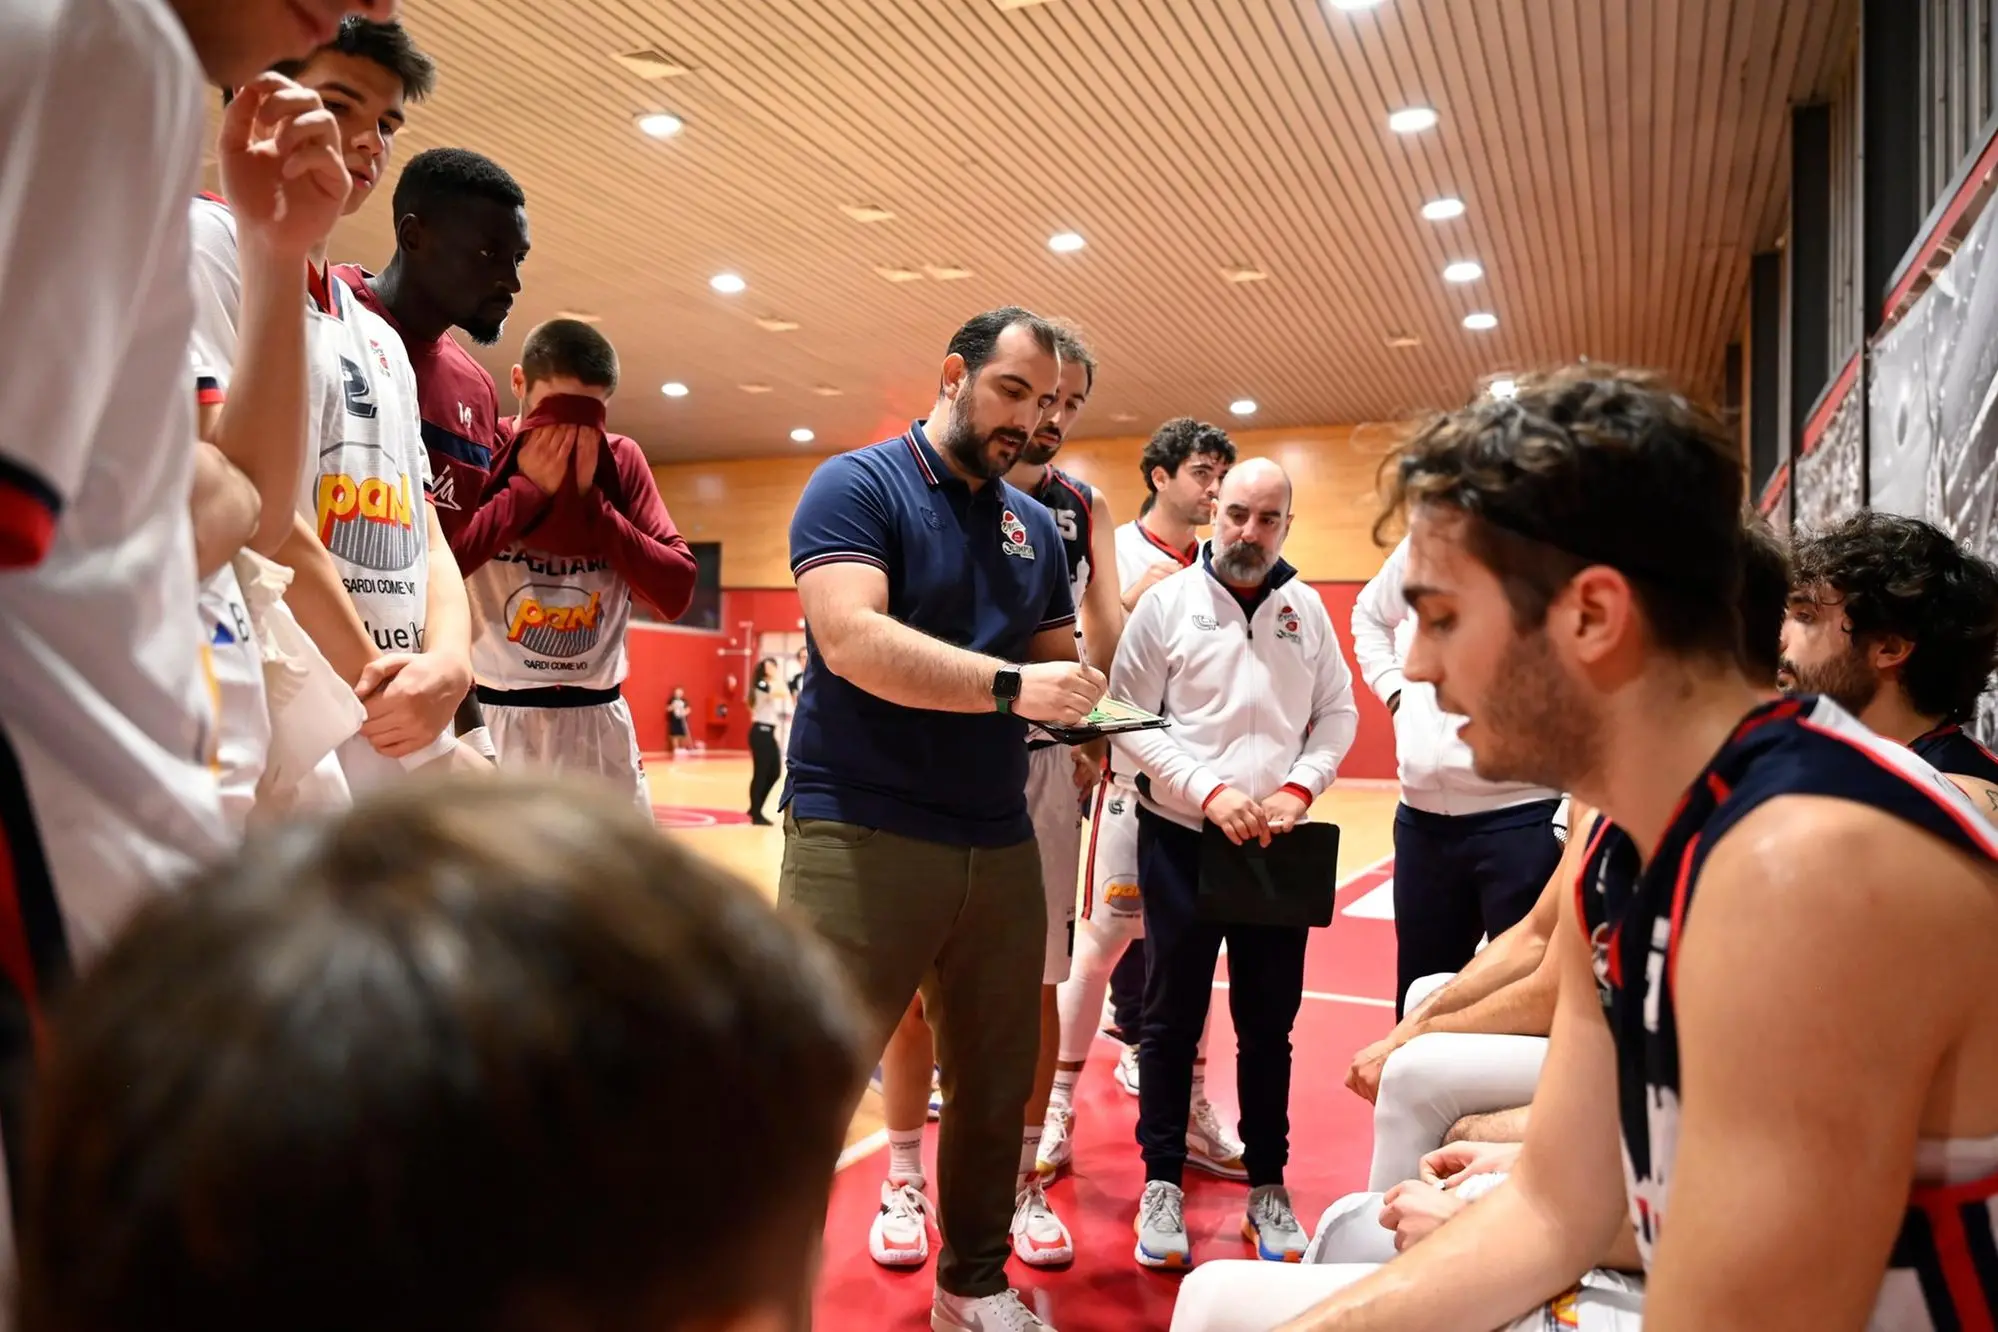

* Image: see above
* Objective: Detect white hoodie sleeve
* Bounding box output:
[1351,537,1411,706]
[1111,583,1226,809]
[1282,604,1360,798]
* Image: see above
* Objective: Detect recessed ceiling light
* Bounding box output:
[709,272,746,294]
[1489,377,1519,400]
[754,316,800,332]
[615,48,697,80]
[994,0,1058,9]
[1421,197,1467,221]
[554,310,602,324]
[1463,312,1499,331]
[1222,264,1270,283]
[1048,231,1086,253]
[923,265,975,281]
[738,383,773,394]
[811,385,845,397]
[1443,260,1485,283]
[1386,332,1422,348]
[636,112,684,139]
[874,265,925,283]
[661,382,689,398]
[791,427,816,443]
[1112,412,1139,423]
[1230,398,1258,417]
[841,204,897,224]
[1388,106,1439,134]
[1330,0,1387,9]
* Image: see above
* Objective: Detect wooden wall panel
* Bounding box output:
[652,422,1409,587]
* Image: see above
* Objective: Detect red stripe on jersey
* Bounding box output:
[306,262,334,316]
[1797,715,1998,859]
[1914,1184,1998,1332]
[1081,781,1112,920]
[0,476,57,569]
[1139,524,1197,567]
[1664,833,1703,995]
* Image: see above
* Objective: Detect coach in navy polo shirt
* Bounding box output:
[781,308,1105,1332]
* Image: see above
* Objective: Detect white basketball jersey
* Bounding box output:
[0,0,229,961]
[1114,519,1196,593]
[301,276,433,656]
[467,549,634,690]
[187,198,272,832]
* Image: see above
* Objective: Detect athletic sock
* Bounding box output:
[1049,1067,1080,1110]
[888,1128,925,1187]
[1018,1126,1041,1189]
[1191,1058,1208,1102]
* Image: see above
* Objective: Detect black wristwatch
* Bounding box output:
[992,665,1022,715]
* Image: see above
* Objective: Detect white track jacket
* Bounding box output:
[1111,550,1359,830]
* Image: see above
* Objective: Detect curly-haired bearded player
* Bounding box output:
[1225,368,1998,1332]
[1782,510,1998,805]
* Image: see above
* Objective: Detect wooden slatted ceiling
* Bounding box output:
[315,0,1856,461]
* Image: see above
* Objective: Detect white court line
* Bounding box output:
[835,853,1400,1172]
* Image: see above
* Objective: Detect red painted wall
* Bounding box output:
[623,581,1397,781]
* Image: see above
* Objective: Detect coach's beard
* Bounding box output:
[1213,539,1273,585]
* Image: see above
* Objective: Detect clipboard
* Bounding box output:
[1196,821,1341,928]
[1033,697,1171,746]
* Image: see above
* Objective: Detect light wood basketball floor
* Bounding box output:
[640,752,1401,1153]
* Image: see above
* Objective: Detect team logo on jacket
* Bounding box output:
[367,337,394,375]
[315,443,422,572]
[505,583,605,659]
[1192,614,1219,631]
[1275,603,1303,644]
[1000,508,1036,560]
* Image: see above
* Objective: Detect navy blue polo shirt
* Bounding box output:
[784,421,1075,847]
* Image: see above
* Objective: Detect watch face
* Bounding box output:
[994,668,1022,700]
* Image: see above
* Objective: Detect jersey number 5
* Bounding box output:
[1054,509,1079,542]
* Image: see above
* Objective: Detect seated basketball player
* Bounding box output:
[1176,368,1998,1331]
[1344,515,1793,1192]
[1783,510,1998,801]
[14,776,863,1332]
[453,319,696,810]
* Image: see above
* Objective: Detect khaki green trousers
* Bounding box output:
[779,813,1045,1298]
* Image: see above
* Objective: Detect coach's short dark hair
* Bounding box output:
[521,319,620,394]
[1140,418,1236,497]
[944,307,1060,383]
[1051,320,1098,393]
[272,18,437,100]
[1738,514,1789,685]
[17,777,864,1332]
[1380,366,1746,661]
[1792,511,1998,721]
[392,147,526,221]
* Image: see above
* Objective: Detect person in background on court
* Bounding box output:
[747,657,787,825]
[16,776,865,1332]
[453,319,696,811]
[335,146,533,759]
[668,686,692,758]
[1782,510,1998,799]
[1052,418,1240,1125]
[1352,534,1566,1017]
[1112,458,1359,1271]
[782,307,1104,1332]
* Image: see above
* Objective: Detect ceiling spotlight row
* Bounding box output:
[1385,84,1501,334]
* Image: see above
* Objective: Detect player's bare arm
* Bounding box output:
[1946,772,1998,820]
[207,74,350,555]
[798,562,1103,724]
[1641,795,1998,1329]
[357,503,472,758]
[1276,889,1631,1331]
[1077,490,1125,675]
[189,443,260,580]
[276,511,377,685]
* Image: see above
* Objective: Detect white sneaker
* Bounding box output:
[931,1287,1053,1331]
[1034,1103,1074,1178]
[869,1179,932,1268]
[1242,1184,1307,1262]
[1186,1094,1249,1181]
[1133,1179,1191,1269]
[1114,1043,1140,1096]
[1009,1179,1074,1267]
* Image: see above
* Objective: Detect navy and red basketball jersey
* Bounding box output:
[1577,694,1998,1326]
[1914,721,1998,788]
[1033,466,1096,611]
